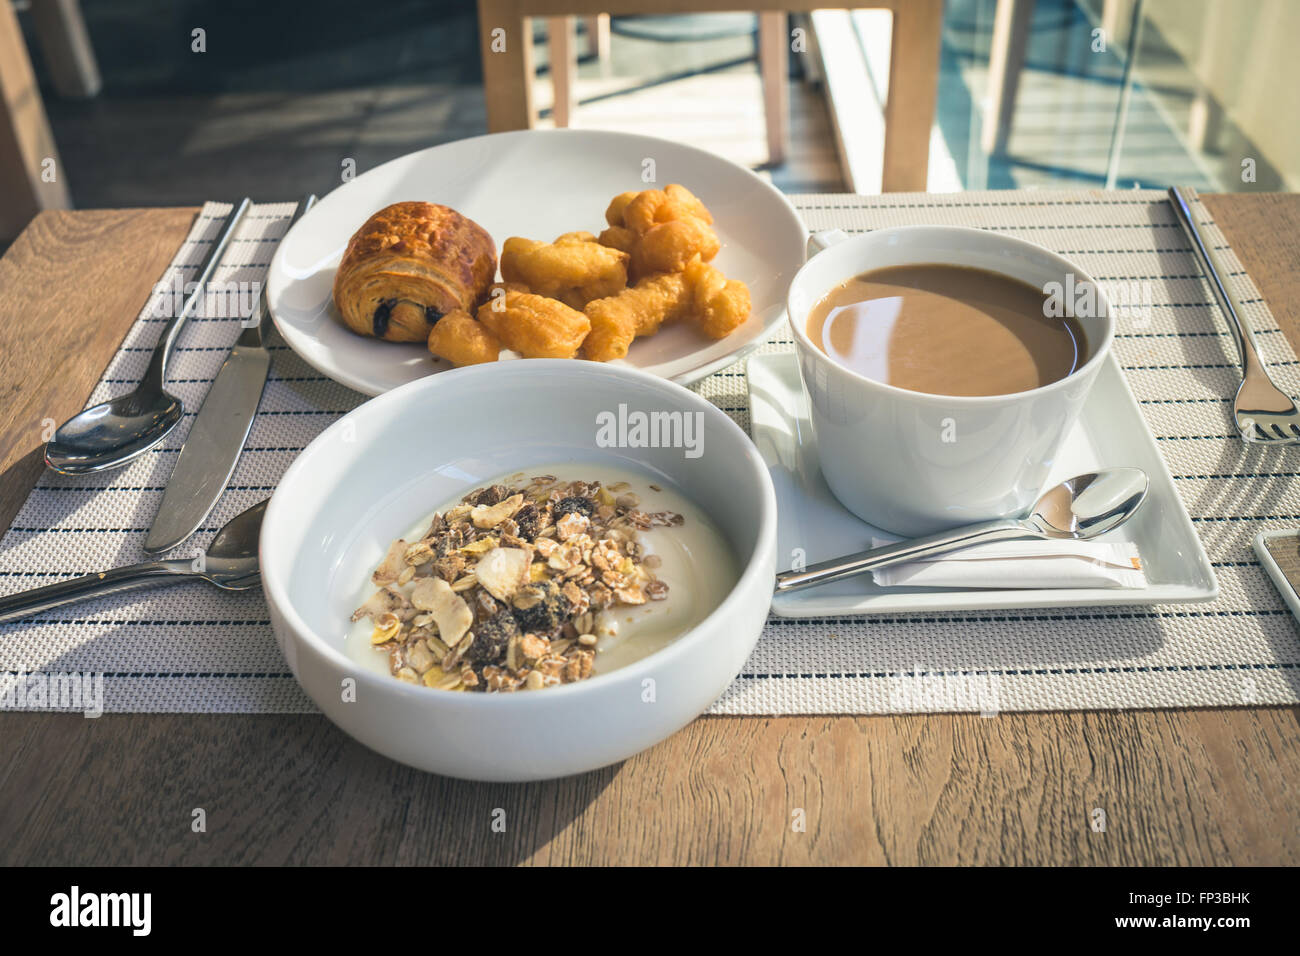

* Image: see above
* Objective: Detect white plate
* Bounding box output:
[265,129,807,396]
[749,352,1218,616]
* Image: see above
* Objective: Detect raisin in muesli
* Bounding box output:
[511,579,574,636]
[469,610,518,665]
[554,495,594,519]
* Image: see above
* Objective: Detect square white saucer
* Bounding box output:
[748,352,1218,617]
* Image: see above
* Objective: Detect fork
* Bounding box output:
[1168,185,1300,444]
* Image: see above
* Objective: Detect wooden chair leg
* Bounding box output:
[30,0,102,99]
[583,14,610,61]
[0,0,72,239]
[477,0,535,132]
[547,16,577,128]
[882,0,943,192]
[981,0,1034,156]
[758,11,789,167]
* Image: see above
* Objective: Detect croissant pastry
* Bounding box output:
[332,201,497,343]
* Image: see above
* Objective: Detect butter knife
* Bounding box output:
[144,195,317,554]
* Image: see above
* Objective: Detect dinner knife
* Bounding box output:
[144,195,318,554]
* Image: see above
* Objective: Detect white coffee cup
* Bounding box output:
[788,226,1115,537]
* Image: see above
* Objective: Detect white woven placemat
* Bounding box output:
[2,190,1298,714]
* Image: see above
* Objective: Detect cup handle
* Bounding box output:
[807,229,850,259]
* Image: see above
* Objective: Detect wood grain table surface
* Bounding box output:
[0,196,1298,866]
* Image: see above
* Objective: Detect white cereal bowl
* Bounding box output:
[260,360,776,781]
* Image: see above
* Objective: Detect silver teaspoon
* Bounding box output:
[44,198,252,475]
[774,468,1149,594]
[0,500,265,625]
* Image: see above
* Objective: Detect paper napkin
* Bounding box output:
[870,539,1146,589]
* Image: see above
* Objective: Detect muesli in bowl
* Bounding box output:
[349,468,735,692]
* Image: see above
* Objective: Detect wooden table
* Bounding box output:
[1,196,1298,865]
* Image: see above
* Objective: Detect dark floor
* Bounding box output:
[22,0,489,207]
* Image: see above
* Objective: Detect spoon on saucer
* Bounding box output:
[44,198,251,475]
[0,500,265,624]
[774,468,1149,594]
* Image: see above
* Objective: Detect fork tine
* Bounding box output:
[1273,423,1288,439]
[1291,424,1300,439]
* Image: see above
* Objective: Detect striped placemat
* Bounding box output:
[1,190,1297,714]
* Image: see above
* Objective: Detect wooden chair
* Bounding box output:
[545,12,790,165]
[0,0,73,239]
[476,1,943,191]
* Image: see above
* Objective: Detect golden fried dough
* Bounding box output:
[664,184,713,224]
[683,257,751,339]
[554,230,598,245]
[605,191,639,227]
[487,280,530,297]
[583,273,692,362]
[477,290,591,359]
[630,216,720,278]
[427,310,502,366]
[623,189,668,235]
[501,236,629,310]
[597,225,637,255]
[624,183,715,235]
[480,280,532,317]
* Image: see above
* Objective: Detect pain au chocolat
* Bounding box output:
[332,201,497,342]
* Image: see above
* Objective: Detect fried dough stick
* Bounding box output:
[583,273,692,362]
[623,184,714,234]
[683,257,751,339]
[605,191,640,227]
[427,310,501,366]
[605,184,718,277]
[630,216,720,278]
[501,236,628,310]
[597,225,636,255]
[478,289,591,359]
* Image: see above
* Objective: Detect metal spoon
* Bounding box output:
[0,500,265,625]
[44,198,252,474]
[774,468,1149,594]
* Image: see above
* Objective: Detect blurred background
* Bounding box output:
[3,0,1296,241]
